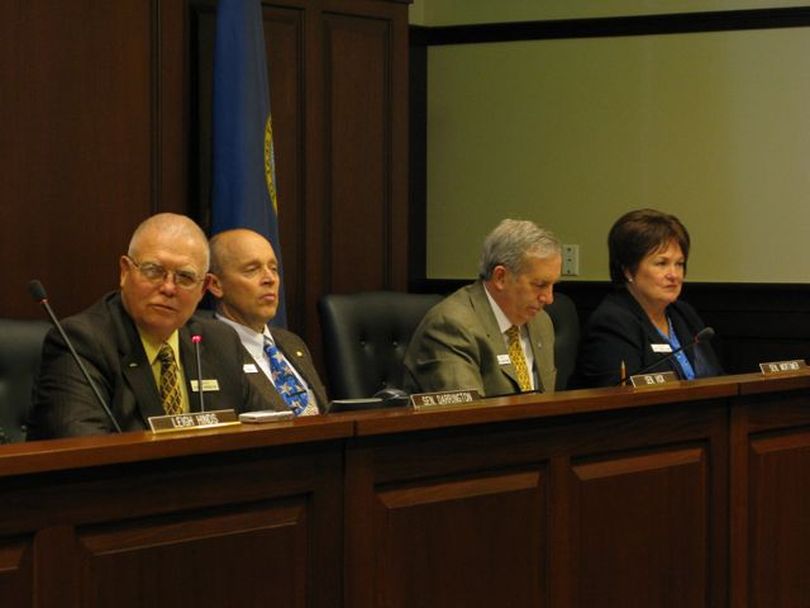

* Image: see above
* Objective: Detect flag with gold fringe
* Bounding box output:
[211,0,286,326]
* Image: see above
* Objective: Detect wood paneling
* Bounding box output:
[0,428,347,607]
[346,395,729,607]
[0,537,31,608]
[571,447,709,607]
[189,1,308,329]
[188,0,410,360]
[78,500,308,607]
[324,14,390,293]
[0,1,193,319]
[731,381,810,608]
[265,6,307,331]
[375,470,546,608]
[3,0,411,372]
[748,432,810,607]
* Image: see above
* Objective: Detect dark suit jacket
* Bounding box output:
[403,281,556,397]
[27,292,271,440]
[238,327,329,413]
[574,288,723,388]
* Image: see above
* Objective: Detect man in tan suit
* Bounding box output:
[403,219,562,397]
[208,229,328,414]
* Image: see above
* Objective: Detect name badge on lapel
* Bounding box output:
[190,379,220,392]
[497,354,511,366]
[243,363,259,374]
[651,343,672,353]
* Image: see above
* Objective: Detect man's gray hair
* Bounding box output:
[478,219,560,280]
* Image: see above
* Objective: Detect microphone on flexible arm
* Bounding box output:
[28,279,122,432]
[191,334,205,412]
[616,326,715,386]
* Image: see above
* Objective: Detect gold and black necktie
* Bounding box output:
[506,325,531,392]
[157,343,183,415]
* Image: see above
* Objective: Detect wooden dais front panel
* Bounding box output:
[0,437,345,608]
[748,431,810,607]
[347,398,728,608]
[374,469,546,608]
[571,446,710,607]
[734,380,810,608]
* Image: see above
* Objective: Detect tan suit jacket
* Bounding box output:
[403,281,556,397]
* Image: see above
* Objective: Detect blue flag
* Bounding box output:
[211,0,286,327]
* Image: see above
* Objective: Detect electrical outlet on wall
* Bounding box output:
[562,244,579,276]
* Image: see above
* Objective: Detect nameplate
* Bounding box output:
[148,409,240,434]
[190,379,220,392]
[759,359,807,375]
[629,371,678,388]
[411,389,482,410]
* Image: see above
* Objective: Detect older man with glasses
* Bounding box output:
[28,213,271,439]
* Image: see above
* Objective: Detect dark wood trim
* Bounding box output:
[412,277,810,315]
[416,6,810,47]
[407,39,427,285]
[409,23,429,46]
[150,0,161,214]
[187,0,217,230]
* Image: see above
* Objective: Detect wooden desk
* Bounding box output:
[0,417,353,608]
[2,373,810,607]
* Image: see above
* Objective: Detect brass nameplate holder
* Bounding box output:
[411,389,482,410]
[629,371,678,388]
[759,359,807,375]
[148,409,240,434]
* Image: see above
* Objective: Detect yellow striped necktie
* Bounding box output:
[506,325,531,392]
[157,343,183,415]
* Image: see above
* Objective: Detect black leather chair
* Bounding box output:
[319,289,581,398]
[318,291,442,399]
[544,292,580,390]
[0,319,51,443]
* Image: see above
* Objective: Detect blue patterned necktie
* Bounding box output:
[263,337,310,415]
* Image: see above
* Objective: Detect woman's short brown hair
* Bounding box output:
[608,208,690,285]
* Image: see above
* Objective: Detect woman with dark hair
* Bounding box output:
[574,208,722,387]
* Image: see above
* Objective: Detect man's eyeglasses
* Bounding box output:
[124,256,203,290]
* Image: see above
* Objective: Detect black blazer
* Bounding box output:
[574,289,723,388]
[27,292,271,440]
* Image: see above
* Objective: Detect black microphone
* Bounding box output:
[617,326,715,386]
[28,280,122,432]
[191,334,205,412]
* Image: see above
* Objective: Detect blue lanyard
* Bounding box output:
[656,317,696,380]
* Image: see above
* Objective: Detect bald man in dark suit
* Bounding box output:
[208,229,328,415]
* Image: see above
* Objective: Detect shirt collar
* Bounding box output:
[138,328,181,365]
[214,313,273,351]
[483,283,515,335]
